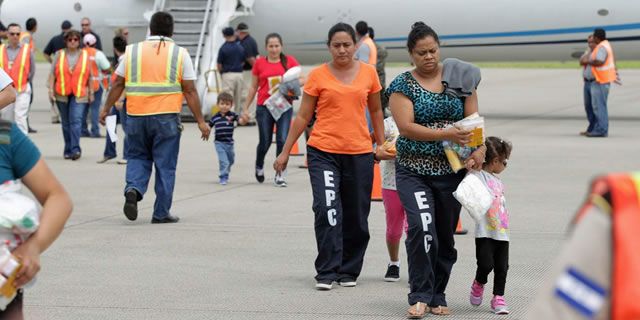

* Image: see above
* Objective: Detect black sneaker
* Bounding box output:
[255,168,265,183]
[338,277,357,287]
[123,189,139,221]
[151,214,180,224]
[315,280,333,291]
[384,265,400,282]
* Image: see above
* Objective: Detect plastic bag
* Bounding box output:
[0,245,21,310]
[265,91,293,121]
[443,113,485,172]
[0,181,40,249]
[452,173,493,223]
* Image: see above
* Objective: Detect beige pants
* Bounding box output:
[221,72,244,115]
[1,85,31,134]
[242,70,256,122]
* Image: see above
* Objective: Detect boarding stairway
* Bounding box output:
[154,0,255,120]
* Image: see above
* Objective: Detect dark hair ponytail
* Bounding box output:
[265,33,288,70]
[407,21,440,52]
[484,136,513,165]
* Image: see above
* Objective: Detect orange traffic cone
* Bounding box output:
[290,136,304,156]
[455,217,468,235]
[371,163,382,201]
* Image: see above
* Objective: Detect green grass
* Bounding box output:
[387,61,640,69]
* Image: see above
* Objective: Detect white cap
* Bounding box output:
[83,33,97,46]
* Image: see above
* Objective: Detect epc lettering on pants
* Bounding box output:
[414,191,433,253]
[324,171,337,226]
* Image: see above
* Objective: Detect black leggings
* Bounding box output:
[475,238,509,296]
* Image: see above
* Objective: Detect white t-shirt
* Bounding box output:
[474,170,509,241]
[381,117,399,190]
[115,36,196,81]
[0,69,13,90]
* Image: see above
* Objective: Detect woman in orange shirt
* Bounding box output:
[274,23,393,290]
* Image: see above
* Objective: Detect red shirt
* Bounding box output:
[252,55,300,106]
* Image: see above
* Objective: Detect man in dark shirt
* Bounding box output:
[43,20,72,63]
[236,23,258,125]
[80,17,102,50]
[217,27,246,113]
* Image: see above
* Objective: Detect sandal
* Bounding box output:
[430,305,451,315]
[406,302,429,319]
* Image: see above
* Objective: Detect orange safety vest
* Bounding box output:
[575,173,640,319]
[590,40,616,84]
[359,36,377,66]
[54,49,91,97]
[19,32,34,51]
[124,39,185,116]
[84,47,102,92]
[0,44,31,93]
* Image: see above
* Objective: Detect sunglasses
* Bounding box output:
[67,38,79,42]
[81,24,90,27]
[8,32,20,36]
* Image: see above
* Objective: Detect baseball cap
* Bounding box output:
[236,23,249,32]
[61,20,72,30]
[222,27,234,37]
[83,33,97,46]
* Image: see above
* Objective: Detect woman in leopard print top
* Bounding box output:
[386,22,486,318]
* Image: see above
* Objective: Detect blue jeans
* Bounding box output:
[590,82,610,136]
[583,81,596,133]
[104,103,129,158]
[215,141,235,180]
[255,106,292,169]
[125,113,181,219]
[83,87,103,137]
[56,96,86,157]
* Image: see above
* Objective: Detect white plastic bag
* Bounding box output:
[452,173,493,222]
[282,66,301,83]
[0,181,40,249]
[264,91,292,121]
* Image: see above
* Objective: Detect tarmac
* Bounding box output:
[18,63,640,319]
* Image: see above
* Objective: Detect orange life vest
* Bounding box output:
[590,40,616,84]
[575,173,640,319]
[54,49,91,97]
[124,39,185,116]
[84,47,101,92]
[0,44,31,93]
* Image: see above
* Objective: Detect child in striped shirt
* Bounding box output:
[208,92,247,185]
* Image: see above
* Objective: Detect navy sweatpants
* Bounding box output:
[396,164,464,306]
[307,146,374,282]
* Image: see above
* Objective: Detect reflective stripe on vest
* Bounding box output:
[85,47,101,91]
[0,44,31,92]
[590,40,616,84]
[124,39,184,115]
[55,49,90,97]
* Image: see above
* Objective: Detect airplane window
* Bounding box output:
[74,2,82,12]
[597,9,609,16]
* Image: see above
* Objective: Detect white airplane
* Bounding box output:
[2,0,638,116]
[2,0,639,62]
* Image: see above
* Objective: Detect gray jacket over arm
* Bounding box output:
[441,58,481,98]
